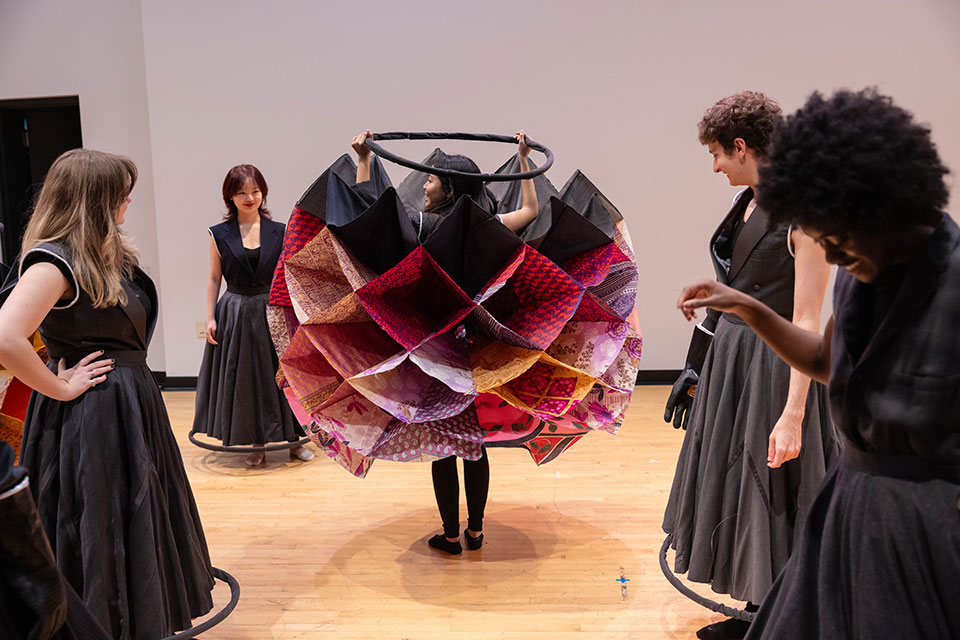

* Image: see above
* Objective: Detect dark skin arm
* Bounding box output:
[678,279,833,384]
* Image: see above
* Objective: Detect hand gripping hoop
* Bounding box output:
[362,132,554,181]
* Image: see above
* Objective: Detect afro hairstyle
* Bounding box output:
[757,88,949,232]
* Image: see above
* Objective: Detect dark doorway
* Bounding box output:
[0,96,82,265]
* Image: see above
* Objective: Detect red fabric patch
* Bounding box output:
[269,208,325,307]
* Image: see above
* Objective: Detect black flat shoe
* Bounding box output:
[464,528,483,550]
[695,617,750,640]
[428,534,462,555]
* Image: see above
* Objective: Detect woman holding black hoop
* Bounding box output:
[193,164,311,466]
[350,130,539,554]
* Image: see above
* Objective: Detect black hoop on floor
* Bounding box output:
[363,132,553,181]
[161,567,240,640]
[188,428,311,454]
[659,534,756,623]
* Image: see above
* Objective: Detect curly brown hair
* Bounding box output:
[698,91,782,158]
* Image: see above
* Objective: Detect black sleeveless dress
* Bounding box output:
[193,218,298,445]
[746,214,960,639]
[18,242,214,640]
[662,189,840,604]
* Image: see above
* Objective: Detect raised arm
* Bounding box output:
[351,130,372,184]
[498,131,539,232]
[678,279,833,384]
[767,230,831,467]
[0,263,113,401]
[205,235,223,345]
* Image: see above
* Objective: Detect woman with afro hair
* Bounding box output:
[662,91,838,639]
[677,88,960,639]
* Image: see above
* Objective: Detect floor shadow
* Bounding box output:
[320,501,640,612]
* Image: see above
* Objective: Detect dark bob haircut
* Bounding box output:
[698,91,782,158]
[222,164,271,220]
[430,152,485,205]
[758,88,950,232]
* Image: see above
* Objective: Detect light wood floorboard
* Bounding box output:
[166,386,742,639]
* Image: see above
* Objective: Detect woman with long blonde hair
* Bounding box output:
[0,149,215,639]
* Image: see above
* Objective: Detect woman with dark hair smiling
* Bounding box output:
[677,88,960,639]
[193,164,311,466]
[662,91,837,640]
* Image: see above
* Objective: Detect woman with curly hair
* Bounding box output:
[662,91,839,639]
[679,88,959,639]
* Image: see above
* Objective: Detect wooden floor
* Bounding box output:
[167,386,742,639]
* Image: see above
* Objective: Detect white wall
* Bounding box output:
[0,0,166,369]
[4,0,960,376]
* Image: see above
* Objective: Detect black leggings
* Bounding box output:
[431,448,489,538]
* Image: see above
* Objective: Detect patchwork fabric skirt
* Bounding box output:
[266,151,643,477]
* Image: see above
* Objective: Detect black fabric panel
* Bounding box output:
[294,154,357,220]
[489,155,558,216]
[322,169,373,228]
[422,196,523,299]
[350,155,393,207]
[582,195,617,239]
[559,170,623,223]
[327,187,419,275]
[533,197,612,266]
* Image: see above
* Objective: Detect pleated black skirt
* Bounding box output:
[20,361,215,640]
[662,315,840,603]
[745,450,960,639]
[193,291,298,445]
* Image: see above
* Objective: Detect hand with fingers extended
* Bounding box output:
[55,350,114,401]
[664,369,698,429]
[768,412,803,468]
[351,130,372,161]
[677,279,751,322]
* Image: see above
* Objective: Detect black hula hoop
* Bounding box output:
[363,132,553,181]
[161,567,240,639]
[659,534,756,623]
[188,428,311,454]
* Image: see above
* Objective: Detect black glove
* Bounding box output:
[664,368,699,429]
[664,317,715,429]
[0,469,67,640]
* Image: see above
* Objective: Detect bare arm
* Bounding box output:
[781,232,830,413]
[679,280,833,384]
[0,263,113,401]
[205,236,223,345]
[498,131,539,232]
[768,230,832,467]
[351,130,372,184]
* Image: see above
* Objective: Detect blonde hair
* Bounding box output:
[21,149,139,308]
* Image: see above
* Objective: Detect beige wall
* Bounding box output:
[3,0,960,375]
[0,0,166,369]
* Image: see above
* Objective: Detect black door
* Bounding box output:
[0,96,82,265]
